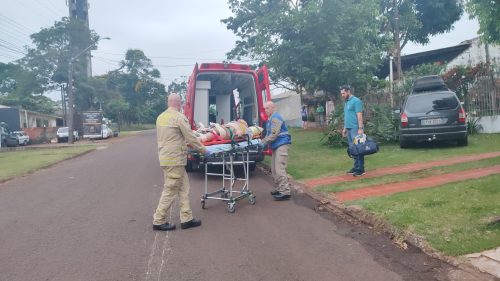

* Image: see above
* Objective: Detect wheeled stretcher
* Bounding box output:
[200,139,261,213]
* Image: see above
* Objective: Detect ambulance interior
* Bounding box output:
[194,72,258,128]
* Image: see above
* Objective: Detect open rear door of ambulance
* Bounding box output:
[256,65,271,124]
[184,63,198,130]
[256,65,273,155]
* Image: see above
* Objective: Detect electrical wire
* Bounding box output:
[0,53,19,61]
[14,0,56,24]
[0,14,37,34]
[0,39,26,53]
[45,0,68,15]
[34,0,66,19]
[0,43,27,55]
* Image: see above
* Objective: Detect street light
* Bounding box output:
[67,37,110,144]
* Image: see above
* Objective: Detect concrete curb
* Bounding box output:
[257,163,498,280]
[294,180,498,280]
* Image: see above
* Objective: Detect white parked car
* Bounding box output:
[13,131,29,145]
[102,124,113,139]
[56,127,79,143]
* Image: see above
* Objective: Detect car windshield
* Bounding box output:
[406,92,459,114]
[58,127,68,133]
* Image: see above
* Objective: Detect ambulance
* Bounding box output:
[183,62,272,171]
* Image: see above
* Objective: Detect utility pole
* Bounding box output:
[61,85,67,126]
[68,0,91,77]
[67,60,75,143]
[66,38,110,144]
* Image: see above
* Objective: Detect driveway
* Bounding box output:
[0,130,467,281]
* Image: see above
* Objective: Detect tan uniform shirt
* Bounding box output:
[156,108,205,166]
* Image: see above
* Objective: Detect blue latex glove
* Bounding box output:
[204,150,211,158]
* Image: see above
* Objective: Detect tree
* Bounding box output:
[106,49,166,124]
[379,0,463,79]
[0,18,100,114]
[0,63,57,113]
[466,0,500,43]
[223,0,388,95]
[20,17,99,92]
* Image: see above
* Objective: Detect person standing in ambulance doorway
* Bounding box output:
[341,85,365,177]
[261,101,292,201]
[153,93,207,231]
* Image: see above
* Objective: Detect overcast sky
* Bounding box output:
[1,0,480,88]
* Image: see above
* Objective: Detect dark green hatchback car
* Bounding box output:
[399,90,468,148]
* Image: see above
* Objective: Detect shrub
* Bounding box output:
[365,104,400,143]
[467,117,482,135]
[307,111,316,122]
[321,103,347,147]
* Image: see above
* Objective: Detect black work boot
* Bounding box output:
[181,219,202,229]
[153,223,176,231]
[273,193,291,201]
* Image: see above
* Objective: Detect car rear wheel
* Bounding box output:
[399,139,410,149]
[185,162,194,172]
[457,136,468,146]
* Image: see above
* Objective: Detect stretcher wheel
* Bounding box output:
[227,202,236,213]
[201,199,206,209]
[248,194,256,205]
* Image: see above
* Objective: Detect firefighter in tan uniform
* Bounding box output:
[153,93,207,231]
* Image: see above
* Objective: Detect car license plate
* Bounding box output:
[421,118,447,125]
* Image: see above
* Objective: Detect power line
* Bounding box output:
[0,14,37,34]
[0,39,26,53]
[0,38,26,53]
[0,43,27,55]
[14,0,56,24]
[93,51,224,61]
[34,0,66,19]
[0,26,31,46]
[45,0,68,15]
[0,53,19,61]
[0,18,33,39]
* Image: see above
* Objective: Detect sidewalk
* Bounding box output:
[335,165,500,202]
[304,151,500,189]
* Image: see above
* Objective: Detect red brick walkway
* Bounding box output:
[335,165,500,202]
[304,151,500,189]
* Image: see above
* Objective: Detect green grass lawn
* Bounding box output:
[348,174,500,256]
[283,128,500,181]
[318,156,500,193]
[281,129,500,255]
[0,146,96,182]
[120,123,155,131]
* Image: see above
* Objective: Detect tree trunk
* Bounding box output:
[393,0,402,81]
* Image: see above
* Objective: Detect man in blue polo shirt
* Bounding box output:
[341,85,365,176]
[261,101,292,201]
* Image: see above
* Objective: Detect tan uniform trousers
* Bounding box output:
[153,166,193,225]
[271,144,291,195]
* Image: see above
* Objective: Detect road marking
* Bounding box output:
[144,201,175,281]
[144,232,159,281]
[157,209,173,281]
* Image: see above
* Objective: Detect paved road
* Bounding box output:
[0,131,472,281]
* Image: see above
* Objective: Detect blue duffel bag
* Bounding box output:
[347,138,379,158]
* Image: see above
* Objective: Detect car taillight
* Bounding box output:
[401,113,408,127]
[458,108,466,123]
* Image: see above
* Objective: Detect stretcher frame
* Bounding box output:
[201,144,257,213]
